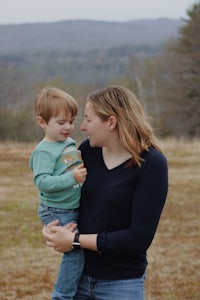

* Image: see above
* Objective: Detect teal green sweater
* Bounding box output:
[29,138,82,209]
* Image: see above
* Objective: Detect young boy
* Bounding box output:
[29,86,86,300]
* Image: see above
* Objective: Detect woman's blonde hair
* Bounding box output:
[35,86,78,123]
[87,85,161,167]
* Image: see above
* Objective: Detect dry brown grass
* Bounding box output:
[0,139,199,299]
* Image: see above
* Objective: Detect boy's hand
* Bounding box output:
[73,163,87,183]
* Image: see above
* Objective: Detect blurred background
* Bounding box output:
[0,2,199,299]
[0,0,199,143]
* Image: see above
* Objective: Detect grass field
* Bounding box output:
[0,140,199,299]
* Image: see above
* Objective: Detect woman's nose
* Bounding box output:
[80,120,86,131]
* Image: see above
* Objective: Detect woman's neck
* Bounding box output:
[102,145,132,170]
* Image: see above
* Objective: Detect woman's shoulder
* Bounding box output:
[79,139,99,152]
[79,139,102,160]
[78,138,89,149]
[142,147,168,167]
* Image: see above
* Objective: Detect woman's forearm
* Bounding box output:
[79,234,98,252]
[42,220,98,253]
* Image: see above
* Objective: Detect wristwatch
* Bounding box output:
[72,232,81,250]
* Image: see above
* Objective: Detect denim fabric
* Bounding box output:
[39,204,84,300]
[74,273,145,300]
[38,203,79,226]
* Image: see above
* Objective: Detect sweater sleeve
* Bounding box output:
[97,153,168,256]
[31,150,76,192]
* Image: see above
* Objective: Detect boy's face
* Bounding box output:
[38,112,76,142]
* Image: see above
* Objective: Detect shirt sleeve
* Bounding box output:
[31,150,76,192]
[97,153,168,256]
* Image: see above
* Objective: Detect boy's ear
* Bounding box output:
[36,116,47,128]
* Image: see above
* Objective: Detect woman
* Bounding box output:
[43,85,168,300]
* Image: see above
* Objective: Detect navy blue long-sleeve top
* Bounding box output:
[78,139,168,279]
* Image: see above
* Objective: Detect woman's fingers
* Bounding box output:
[47,219,59,228]
[64,222,77,232]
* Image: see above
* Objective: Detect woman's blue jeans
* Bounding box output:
[74,273,146,300]
[38,204,84,300]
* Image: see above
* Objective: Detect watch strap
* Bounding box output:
[72,232,81,250]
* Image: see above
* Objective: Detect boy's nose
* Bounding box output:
[64,123,71,129]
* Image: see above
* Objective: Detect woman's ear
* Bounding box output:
[36,116,47,129]
[107,115,117,130]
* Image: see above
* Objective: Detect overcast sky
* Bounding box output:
[0,0,197,25]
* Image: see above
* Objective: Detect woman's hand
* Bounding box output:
[42,220,76,253]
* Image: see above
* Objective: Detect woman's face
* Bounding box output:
[80,102,110,147]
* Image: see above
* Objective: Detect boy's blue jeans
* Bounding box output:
[38,204,84,300]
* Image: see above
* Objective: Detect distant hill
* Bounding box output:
[0,18,182,55]
[0,18,184,85]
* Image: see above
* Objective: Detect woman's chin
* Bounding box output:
[89,139,96,147]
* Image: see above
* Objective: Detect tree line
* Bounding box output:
[0,2,199,142]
